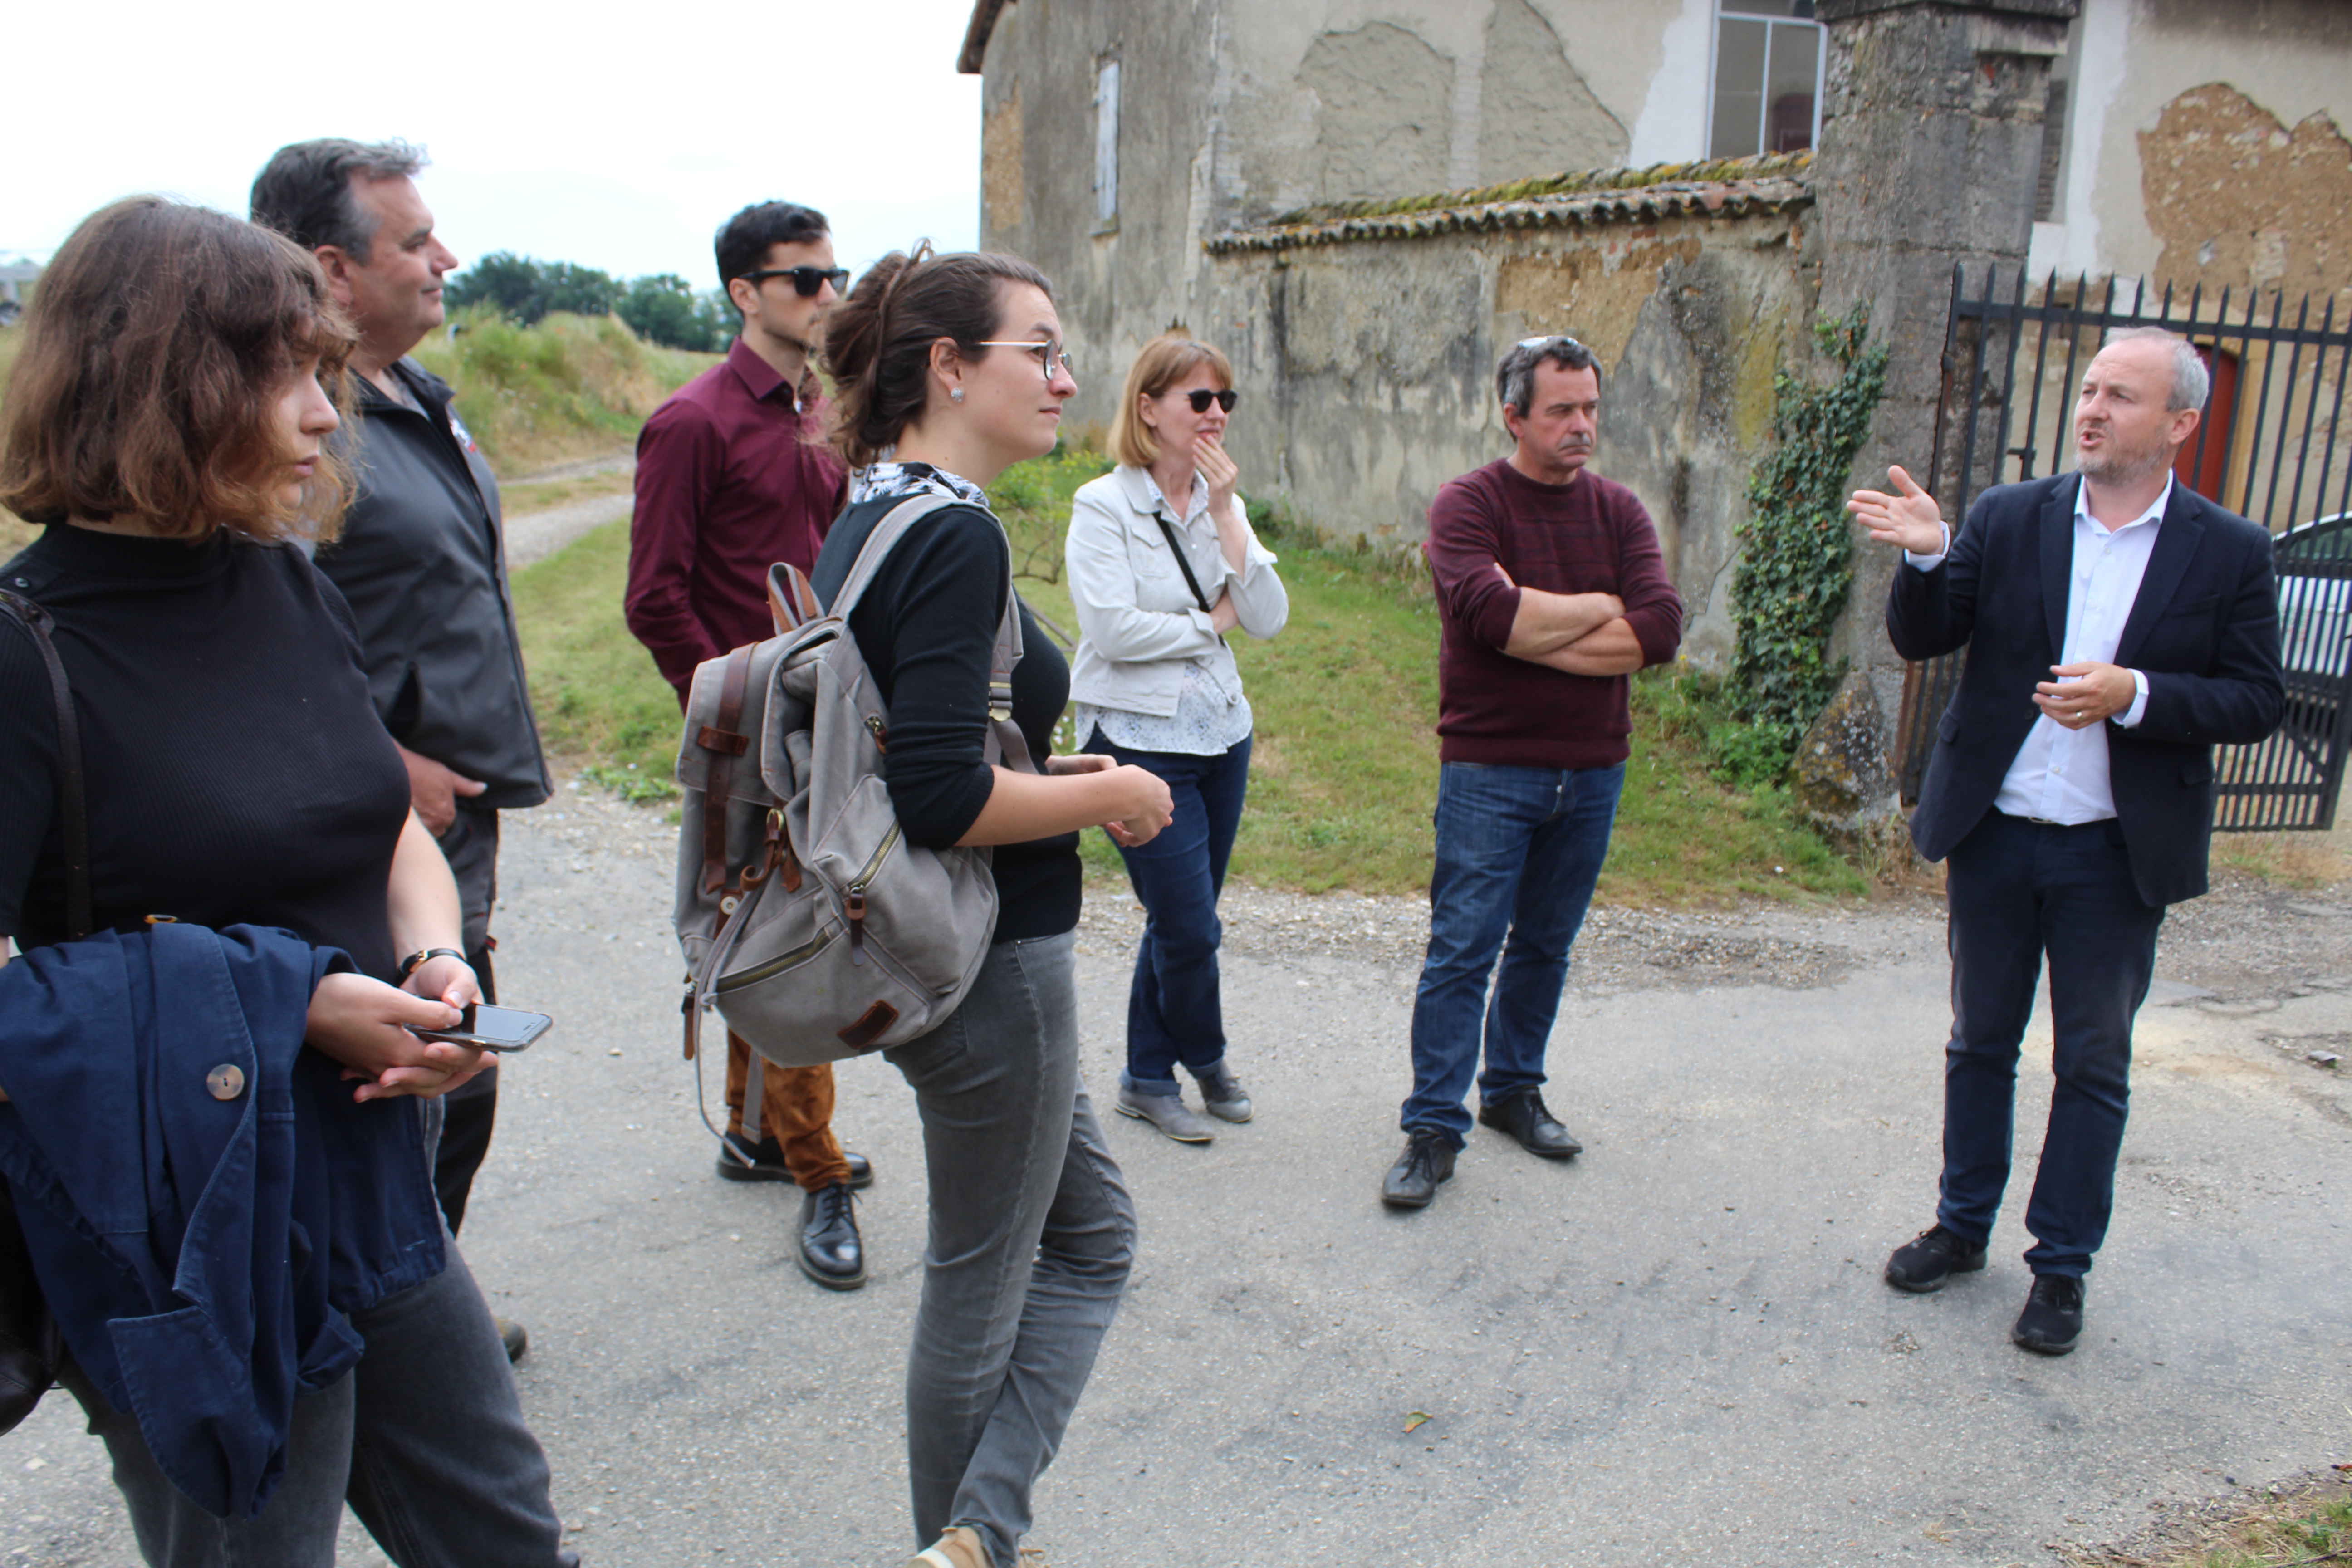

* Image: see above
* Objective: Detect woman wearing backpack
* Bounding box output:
[1064,335,1288,1143]
[0,199,570,1565]
[809,245,1172,1568]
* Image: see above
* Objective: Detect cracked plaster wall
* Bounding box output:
[2033,0,2352,288]
[1197,210,1820,673]
[977,0,1682,443]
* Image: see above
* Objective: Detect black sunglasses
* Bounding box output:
[1183,388,1239,414]
[741,265,850,298]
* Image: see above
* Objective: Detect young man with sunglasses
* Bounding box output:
[1382,335,1683,1210]
[624,201,875,1290]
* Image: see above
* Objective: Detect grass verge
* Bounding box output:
[508,441,1871,906]
[508,516,683,792]
[412,308,712,477]
[2060,1472,2352,1568]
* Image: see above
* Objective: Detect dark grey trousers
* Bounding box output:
[886,931,1137,1567]
[61,1245,567,1568]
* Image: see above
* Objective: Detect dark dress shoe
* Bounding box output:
[2013,1274,2084,1355]
[798,1182,866,1290]
[1477,1088,1582,1158]
[1884,1223,1988,1294]
[496,1317,528,1364]
[717,1131,874,1190]
[1381,1129,1457,1209]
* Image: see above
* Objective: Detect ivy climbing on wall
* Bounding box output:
[1726,306,1890,771]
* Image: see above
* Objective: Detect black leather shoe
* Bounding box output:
[496,1317,528,1363]
[717,1132,874,1190]
[2013,1274,2085,1355]
[797,1182,866,1290]
[1476,1088,1583,1158]
[1884,1223,1989,1294]
[1381,1129,1457,1209]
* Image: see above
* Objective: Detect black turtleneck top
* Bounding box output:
[0,525,412,980]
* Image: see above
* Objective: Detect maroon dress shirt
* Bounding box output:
[625,337,848,701]
[1424,458,1684,770]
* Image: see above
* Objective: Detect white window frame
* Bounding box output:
[1093,57,1120,230]
[1704,3,1828,161]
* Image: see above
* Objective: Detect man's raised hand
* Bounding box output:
[1848,465,1949,556]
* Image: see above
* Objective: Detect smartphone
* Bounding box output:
[413,1003,552,1053]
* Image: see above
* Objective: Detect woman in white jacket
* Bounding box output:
[1066,335,1289,1142]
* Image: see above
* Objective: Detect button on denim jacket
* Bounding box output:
[0,923,445,1519]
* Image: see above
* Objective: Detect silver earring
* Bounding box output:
[949,387,965,403]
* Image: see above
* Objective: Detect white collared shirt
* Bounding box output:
[1907,474,2170,823]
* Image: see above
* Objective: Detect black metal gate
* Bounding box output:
[1896,266,2352,829]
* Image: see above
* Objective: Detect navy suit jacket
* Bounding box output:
[1886,472,2284,908]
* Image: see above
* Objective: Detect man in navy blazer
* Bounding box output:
[1848,328,2283,1355]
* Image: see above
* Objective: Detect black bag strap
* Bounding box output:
[0,589,93,942]
[1152,512,1225,641]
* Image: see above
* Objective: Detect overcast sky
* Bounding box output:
[9,0,984,287]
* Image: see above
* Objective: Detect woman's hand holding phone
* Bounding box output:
[307,970,490,1102]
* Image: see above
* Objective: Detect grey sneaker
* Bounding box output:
[1116,1084,1215,1143]
[1196,1065,1253,1123]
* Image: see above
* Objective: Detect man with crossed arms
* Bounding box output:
[1850,327,2282,1355]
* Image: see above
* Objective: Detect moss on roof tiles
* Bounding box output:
[1260,151,1813,229]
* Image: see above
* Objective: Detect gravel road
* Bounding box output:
[5,786,2348,1567]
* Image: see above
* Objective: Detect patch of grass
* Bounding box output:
[2063,1478,2352,1568]
[2214,824,2352,888]
[500,468,637,515]
[1612,668,1871,903]
[508,516,681,789]
[510,438,1866,906]
[411,308,713,477]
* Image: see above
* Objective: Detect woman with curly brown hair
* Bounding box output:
[0,198,569,1568]
[807,244,1171,1568]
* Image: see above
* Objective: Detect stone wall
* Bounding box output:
[1193,168,1821,671]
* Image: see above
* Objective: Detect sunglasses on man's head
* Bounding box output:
[1517,334,1589,353]
[1182,388,1238,414]
[741,265,850,298]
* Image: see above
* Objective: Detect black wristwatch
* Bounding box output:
[398,947,467,980]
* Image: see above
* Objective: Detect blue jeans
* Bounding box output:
[886,931,1136,1568]
[1084,729,1252,1094]
[1403,761,1626,1145]
[60,1244,566,1568]
[1938,810,2165,1279]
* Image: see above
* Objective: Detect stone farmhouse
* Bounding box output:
[956,0,2352,705]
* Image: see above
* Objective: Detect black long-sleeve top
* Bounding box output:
[0,525,412,979]
[808,493,1080,942]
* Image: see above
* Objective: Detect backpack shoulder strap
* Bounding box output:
[824,492,965,622]
[825,490,1039,775]
[0,589,92,941]
[696,643,757,897]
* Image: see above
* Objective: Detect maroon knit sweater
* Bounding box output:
[1425,458,1683,769]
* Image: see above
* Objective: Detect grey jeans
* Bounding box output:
[59,1244,568,1568]
[885,931,1136,1568]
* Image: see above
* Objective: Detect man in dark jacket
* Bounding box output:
[252,141,550,1354]
[1850,327,2283,1356]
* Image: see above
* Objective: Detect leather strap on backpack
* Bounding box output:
[698,644,755,897]
[0,589,92,941]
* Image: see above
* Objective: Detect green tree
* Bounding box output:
[617,274,722,352]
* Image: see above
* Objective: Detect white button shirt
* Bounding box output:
[1907,475,2171,823]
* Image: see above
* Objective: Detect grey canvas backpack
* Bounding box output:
[671,492,1036,1074]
